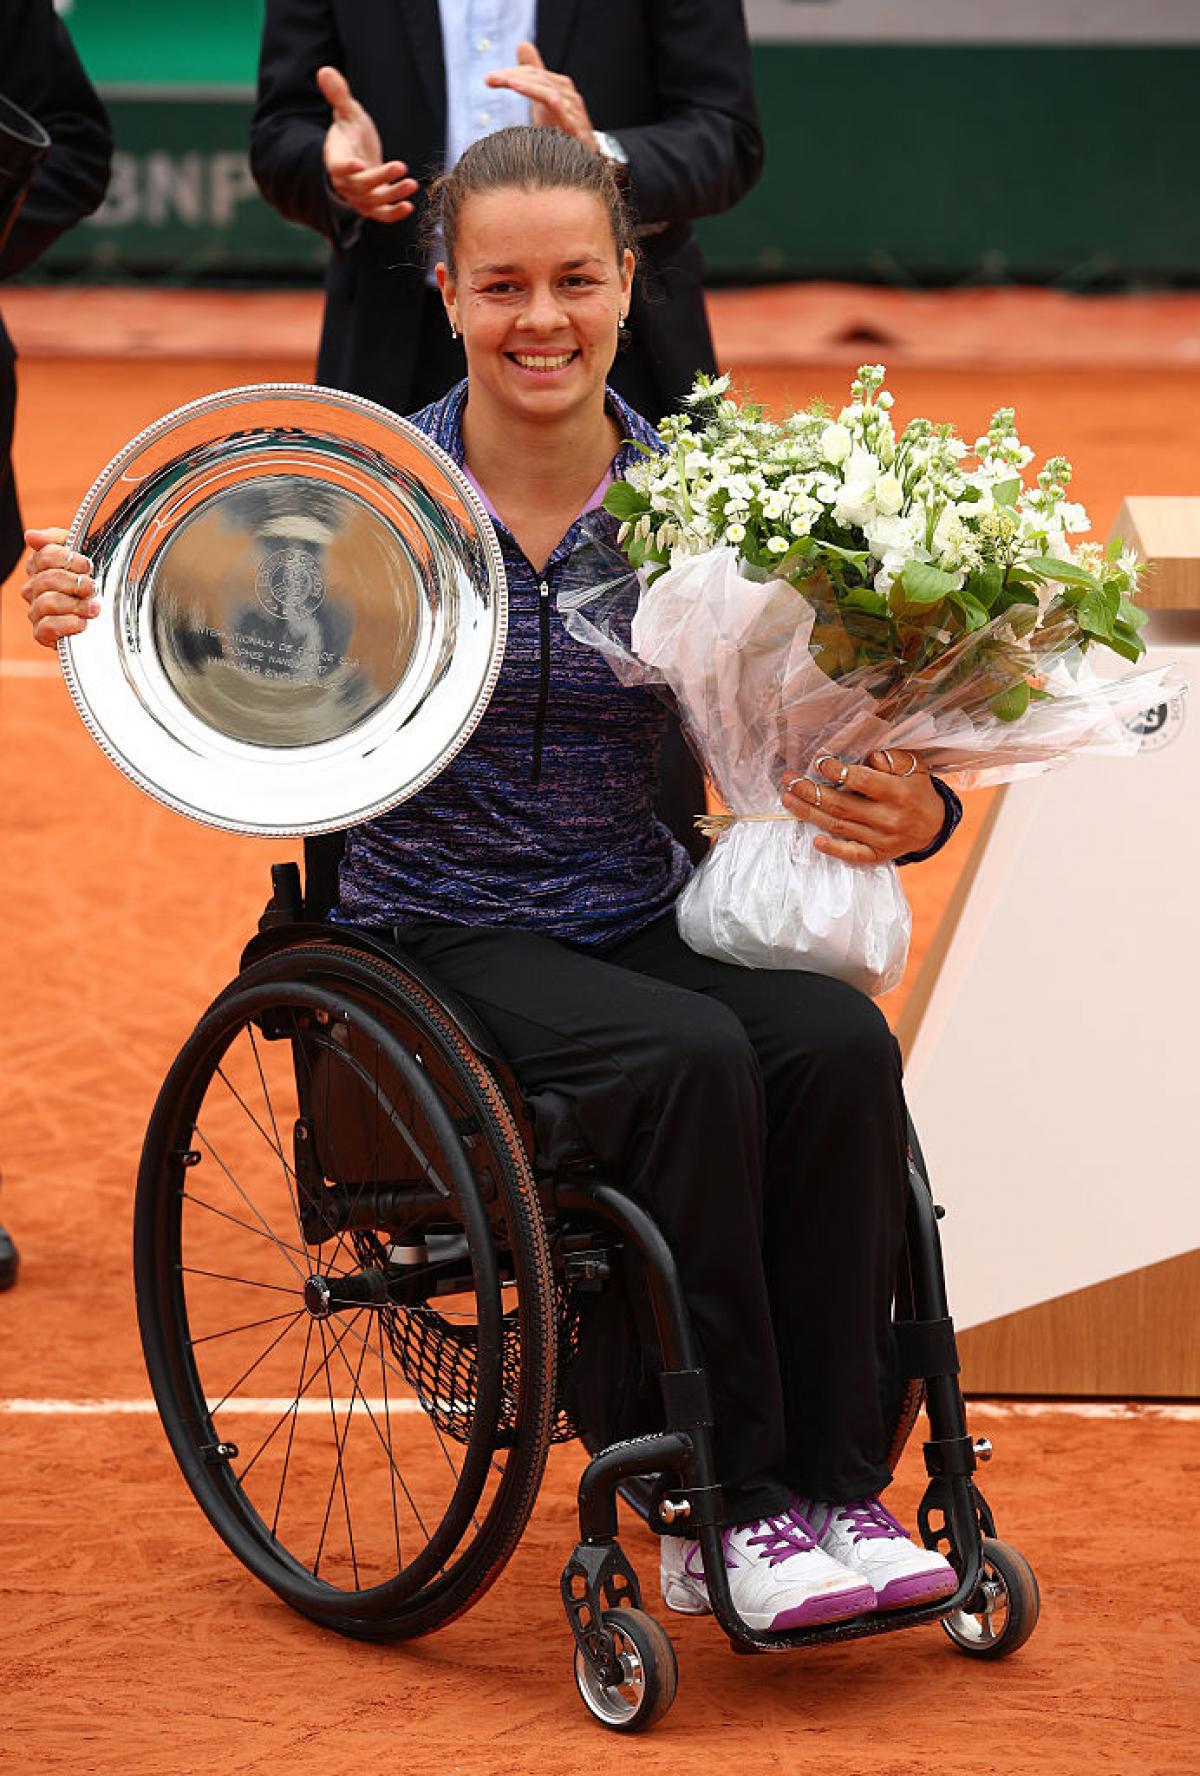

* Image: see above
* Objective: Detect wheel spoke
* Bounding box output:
[376,1312,406,1569]
[314,1316,369,1586]
[235,1306,363,1484]
[181,1265,299,1297]
[246,1023,313,1263]
[323,1305,431,1550]
[182,1191,318,1271]
[190,1307,306,1347]
[191,1123,307,1284]
[209,1305,307,1415]
[270,1318,315,1540]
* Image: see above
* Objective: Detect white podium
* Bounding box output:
[902,500,1199,1396]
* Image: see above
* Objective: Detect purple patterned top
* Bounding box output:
[332,380,693,945]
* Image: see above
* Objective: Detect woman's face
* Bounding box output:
[439,186,634,424]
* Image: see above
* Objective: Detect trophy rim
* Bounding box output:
[58,382,508,838]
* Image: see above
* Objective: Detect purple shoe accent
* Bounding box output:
[744,1515,820,1565]
[839,1497,910,1542]
[682,1540,735,1585]
[874,1567,958,1611]
[769,1580,877,1630]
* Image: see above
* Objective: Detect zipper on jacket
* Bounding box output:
[531,578,551,786]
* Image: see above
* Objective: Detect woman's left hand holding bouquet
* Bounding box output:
[780,751,944,866]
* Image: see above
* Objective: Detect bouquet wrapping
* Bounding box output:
[561,369,1183,996]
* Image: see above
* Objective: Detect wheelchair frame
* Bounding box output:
[132,832,1039,1733]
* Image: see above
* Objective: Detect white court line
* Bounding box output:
[1,1396,1197,1420]
[0,1397,424,1416]
[965,1399,1200,1421]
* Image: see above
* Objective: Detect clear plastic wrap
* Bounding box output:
[559,521,1183,996]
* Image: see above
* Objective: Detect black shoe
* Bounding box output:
[0,1223,19,1291]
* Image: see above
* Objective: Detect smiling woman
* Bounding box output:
[430,129,635,572]
[22,124,963,1645]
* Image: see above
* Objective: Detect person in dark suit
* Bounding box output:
[0,1,112,1291]
[1,0,113,585]
[249,0,762,423]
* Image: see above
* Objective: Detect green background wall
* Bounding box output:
[37,5,1200,283]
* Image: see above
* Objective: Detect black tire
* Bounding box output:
[574,1609,678,1732]
[941,1536,1040,1660]
[135,941,558,1641]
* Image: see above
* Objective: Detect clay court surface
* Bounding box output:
[1,288,1197,1773]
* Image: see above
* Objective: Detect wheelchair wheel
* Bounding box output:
[135,941,558,1641]
[941,1537,1040,1660]
[574,1609,678,1732]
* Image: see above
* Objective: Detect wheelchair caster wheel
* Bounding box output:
[574,1608,678,1732]
[941,1536,1040,1660]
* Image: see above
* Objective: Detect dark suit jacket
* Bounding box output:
[250,0,762,423]
[0,2,113,579]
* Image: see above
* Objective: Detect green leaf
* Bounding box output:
[966,564,1004,610]
[990,679,1031,722]
[992,476,1022,508]
[1077,582,1120,640]
[900,560,959,603]
[1023,555,1102,592]
[948,586,990,631]
[1117,594,1148,631]
[819,541,872,569]
[995,583,1040,610]
[1108,621,1147,663]
[602,481,650,521]
[1105,535,1124,562]
[842,585,888,616]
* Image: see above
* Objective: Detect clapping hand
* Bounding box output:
[317,66,419,223]
[780,751,945,866]
[484,41,598,151]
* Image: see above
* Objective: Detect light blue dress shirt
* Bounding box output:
[428,0,535,278]
[440,0,535,173]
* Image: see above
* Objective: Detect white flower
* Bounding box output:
[820,423,852,465]
[874,472,904,516]
[1058,501,1091,535]
[865,512,922,558]
[726,521,746,544]
[681,372,731,407]
[767,535,789,553]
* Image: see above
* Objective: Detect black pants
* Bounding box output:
[389,910,909,1524]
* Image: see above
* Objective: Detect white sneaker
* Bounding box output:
[796,1496,957,1610]
[660,1512,876,1631]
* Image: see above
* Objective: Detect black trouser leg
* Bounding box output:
[387,917,792,1523]
[608,915,910,1502]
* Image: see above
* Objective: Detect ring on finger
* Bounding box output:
[815,752,849,786]
[812,782,823,809]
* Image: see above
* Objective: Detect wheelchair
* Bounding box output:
[132,755,1040,1732]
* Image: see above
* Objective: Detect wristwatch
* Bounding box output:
[592,129,629,169]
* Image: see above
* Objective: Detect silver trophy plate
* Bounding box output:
[60,384,507,835]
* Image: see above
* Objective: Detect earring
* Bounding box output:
[618,311,627,331]
[449,318,458,340]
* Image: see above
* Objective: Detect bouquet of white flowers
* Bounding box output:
[559,367,1180,996]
